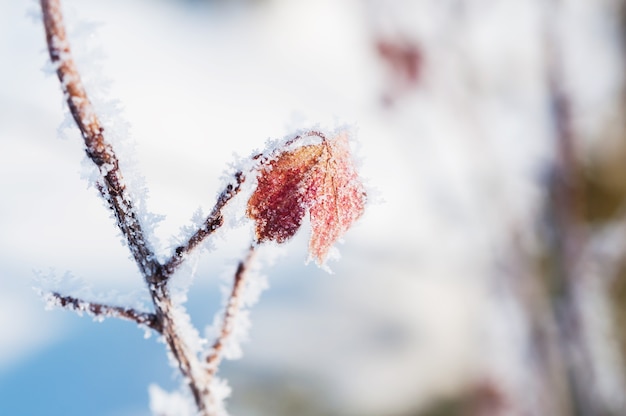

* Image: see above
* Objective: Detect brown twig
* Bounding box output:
[163,172,245,277]
[47,292,162,332]
[41,0,159,280]
[206,245,257,378]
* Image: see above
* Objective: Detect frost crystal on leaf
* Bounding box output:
[247,131,366,265]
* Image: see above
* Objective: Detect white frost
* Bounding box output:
[148,384,196,416]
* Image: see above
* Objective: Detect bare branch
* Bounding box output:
[47,292,162,332]
[163,172,245,277]
[205,245,257,378]
[41,0,159,280]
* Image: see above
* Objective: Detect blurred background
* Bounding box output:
[1,0,626,415]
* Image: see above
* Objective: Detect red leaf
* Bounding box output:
[247,144,323,243]
[306,132,366,264]
[247,132,366,265]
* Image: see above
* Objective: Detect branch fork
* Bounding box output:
[41,0,254,413]
[40,1,366,414]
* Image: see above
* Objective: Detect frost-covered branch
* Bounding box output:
[41,0,159,281]
[47,292,162,332]
[163,172,245,277]
[150,284,213,413]
[206,245,257,378]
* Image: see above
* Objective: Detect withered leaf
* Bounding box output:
[247,132,366,265]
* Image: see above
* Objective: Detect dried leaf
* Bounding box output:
[306,132,366,264]
[247,132,366,265]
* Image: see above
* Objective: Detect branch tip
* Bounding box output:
[47,292,162,333]
[205,245,257,377]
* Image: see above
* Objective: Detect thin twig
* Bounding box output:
[47,292,162,332]
[163,172,245,277]
[205,245,257,378]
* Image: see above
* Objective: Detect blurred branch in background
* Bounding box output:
[542,0,599,413]
[364,0,626,415]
